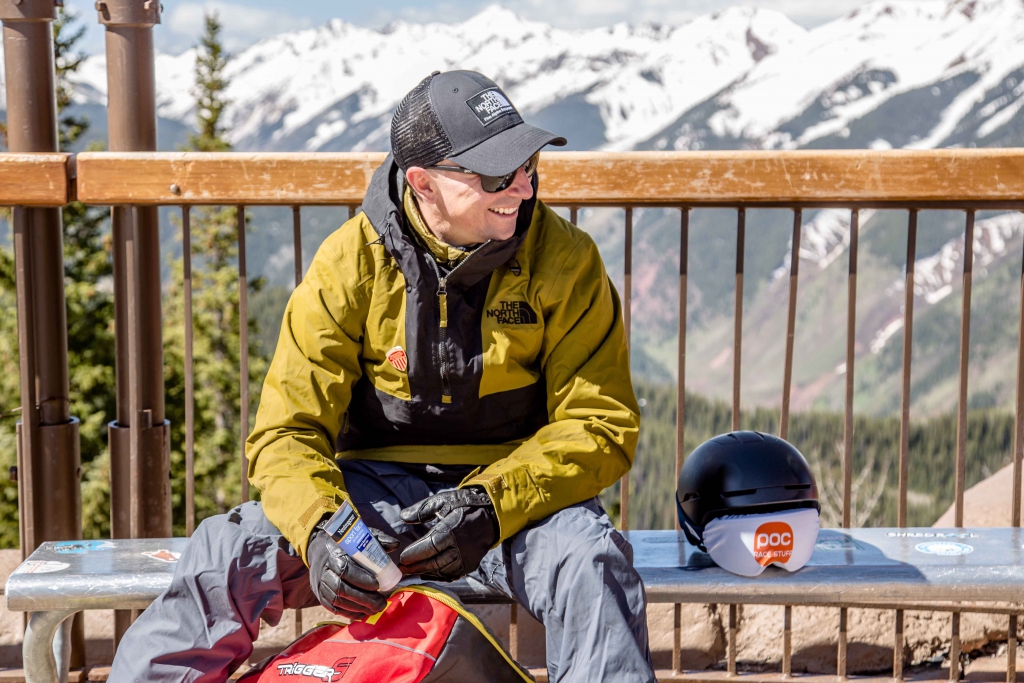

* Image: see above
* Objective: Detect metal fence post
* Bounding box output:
[97,0,170,646]
[0,0,84,665]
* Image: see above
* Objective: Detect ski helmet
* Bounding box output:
[676,431,819,550]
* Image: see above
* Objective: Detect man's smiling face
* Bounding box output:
[404,161,535,247]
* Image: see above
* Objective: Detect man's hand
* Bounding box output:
[398,487,498,581]
[307,526,399,618]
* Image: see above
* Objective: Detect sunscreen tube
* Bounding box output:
[322,502,402,592]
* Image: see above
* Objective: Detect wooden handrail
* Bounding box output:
[0,153,72,206]
[7,149,1024,206]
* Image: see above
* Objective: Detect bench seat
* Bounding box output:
[8,527,1024,681]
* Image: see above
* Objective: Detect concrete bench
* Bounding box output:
[7,528,1024,682]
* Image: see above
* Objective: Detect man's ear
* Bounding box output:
[405,167,437,205]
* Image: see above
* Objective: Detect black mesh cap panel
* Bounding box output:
[390,75,453,171]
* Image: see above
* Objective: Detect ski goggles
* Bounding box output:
[702,508,820,577]
[423,151,540,192]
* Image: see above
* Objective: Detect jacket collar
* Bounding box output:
[362,154,537,290]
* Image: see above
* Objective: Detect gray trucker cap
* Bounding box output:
[390,70,566,176]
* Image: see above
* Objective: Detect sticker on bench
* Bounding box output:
[915,541,974,556]
[142,550,181,563]
[53,540,115,554]
[815,538,864,551]
[888,531,980,538]
[15,561,70,574]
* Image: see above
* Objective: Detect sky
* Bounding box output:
[67,0,879,56]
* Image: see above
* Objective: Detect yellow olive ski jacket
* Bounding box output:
[246,155,640,563]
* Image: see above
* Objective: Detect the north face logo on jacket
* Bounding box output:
[486,300,538,325]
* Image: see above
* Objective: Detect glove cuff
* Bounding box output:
[465,485,500,545]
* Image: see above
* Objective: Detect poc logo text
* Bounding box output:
[753,521,794,566]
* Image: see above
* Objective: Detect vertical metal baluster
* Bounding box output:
[291,205,303,636]
[1013,212,1024,529]
[1008,614,1018,683]
[183,207,195,537]
[728,604,737,676]
[955,211,975,528]
[1013,221,1024,680]
[677,208,689,486]
[838,607,848,679]
[894,608,904,681]
[894,210,916,682]
[780,209,801,440]
[843,210,859,528]
[732,209,745,432]
[293,206,303,287]
[127,206,144,541]
[672,604,682,675]
[570,206,578,225]
[237,205,250,503]
[783,605,792,678]
[950,612,961,681]
[898,210,918,528]
[12,205,36,560]
[349,205,357,220]
[674,209,689,677]
[510,603,519,662]
[510,184,528,663]
[621,207,632,530]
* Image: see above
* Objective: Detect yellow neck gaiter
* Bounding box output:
[403,186,470,265]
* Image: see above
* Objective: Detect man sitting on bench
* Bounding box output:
[110,70,654,683]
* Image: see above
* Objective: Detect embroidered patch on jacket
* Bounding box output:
[486,300,538,325]
[386,346,408,372]
[466,88,517,126]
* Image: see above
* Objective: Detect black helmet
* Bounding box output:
[676,431,819,549]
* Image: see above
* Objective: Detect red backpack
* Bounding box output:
[240,585,534,682]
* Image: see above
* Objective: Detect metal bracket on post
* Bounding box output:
[0,0,57,21]
[94,0,159,26]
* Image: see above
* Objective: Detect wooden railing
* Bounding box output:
[4,149,1024,680]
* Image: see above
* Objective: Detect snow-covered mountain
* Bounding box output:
[642,0,1024,151]
[67,4,804,151]
[36,0,1024,154]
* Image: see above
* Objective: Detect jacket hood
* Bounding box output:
[361,153,538,290]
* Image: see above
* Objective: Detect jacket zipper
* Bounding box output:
[436,275,452,404]
[429,244,487,405]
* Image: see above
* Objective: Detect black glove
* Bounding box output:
[307,525,399,618]
[398,487,499,581]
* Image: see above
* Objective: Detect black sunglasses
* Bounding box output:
[423,152,539,193]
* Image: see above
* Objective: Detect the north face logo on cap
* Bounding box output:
[466,88,517,125]
[753,521,794,566]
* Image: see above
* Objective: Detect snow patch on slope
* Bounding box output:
[863,211,1024,356]
[773,208,877,280]
[911,211,1024,303]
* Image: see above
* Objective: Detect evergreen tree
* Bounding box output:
[163,12,266,532]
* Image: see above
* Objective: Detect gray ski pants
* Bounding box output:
[109,459,655,682]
